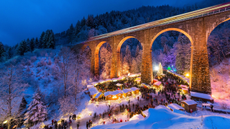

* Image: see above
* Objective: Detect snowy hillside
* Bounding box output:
[92,106,230,129]
[210,59,230,110]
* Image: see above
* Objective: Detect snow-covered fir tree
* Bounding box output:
[17,40,27,55]
[0,42,5,61]
[17,97,27,127]
[30,38,35,52]
[24,92,47,126]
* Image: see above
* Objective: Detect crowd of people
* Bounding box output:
[44,72,191,129]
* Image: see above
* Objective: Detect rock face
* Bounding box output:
[73,4,230,94]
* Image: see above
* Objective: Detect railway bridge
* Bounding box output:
[73,2,230,94]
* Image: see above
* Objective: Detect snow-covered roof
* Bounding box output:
[180,85,188,88]
[91,82,98,86]
[111,90,123,95]
[154,81,162,86]
[116,83,123,86]
[87,85,94,88]
[122,89,132,93]
[95,93,102,99]
[105,79,112,82]
[104,90,123,96]
[142,109,149,116]
[98,80,106,83]
[130,87,139,91]
[182,100,197,105]
[112,78,119,82]
[104,91,112,96]
[190,92,214,100]
[182,88,188,90]
[168,103,184,111]
[129,114,144,121]
[88,87,98,95]
[129,74,139,77]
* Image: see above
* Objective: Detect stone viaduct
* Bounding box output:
[72,2,230,94]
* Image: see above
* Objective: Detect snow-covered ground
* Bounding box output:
[210,59,230,110]
[92,106,230,129]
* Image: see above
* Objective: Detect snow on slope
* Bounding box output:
[92,106,230,129]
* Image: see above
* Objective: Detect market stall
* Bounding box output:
[122,89,132,97]
[130,87,140,94]
[134,77,141,84]
[94,92,103,101]
[104,90,123,100]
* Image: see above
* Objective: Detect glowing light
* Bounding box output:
[88,111,92,116]
[128,73,130,76]
[212,95,215,98]
[40,122,45,128]
[154,66,159,71]
[112,95,117,99]
[185,73,189,77]
[3,120,7,124]
[167,66,172,71]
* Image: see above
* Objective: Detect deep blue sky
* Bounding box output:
[0,0,202,46]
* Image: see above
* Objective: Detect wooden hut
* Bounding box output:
[181,100,197,112]
[130,87,139,94]
[122,89,132,97]
[134,77,141,84]
[153,81,163,91]
[104,90,123,100]
[93,92,103,101]
[111,90,123,99]
[104,91,113,100]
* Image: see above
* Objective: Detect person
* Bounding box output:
[77,122,79,129]
[69,115,72,121]
[210,104,214,112]
[54,121,57,129]
[69,119,72,126]
[86,121,89,129]
[52,119,54,125]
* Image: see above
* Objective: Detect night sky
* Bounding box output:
[0,0,202,46]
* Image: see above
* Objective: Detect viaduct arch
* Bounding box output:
[72,2,230,94]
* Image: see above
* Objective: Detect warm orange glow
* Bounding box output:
[151,28,193,48]
[185,73,190,77]
[112,95,117,99]
[212,95,215,98]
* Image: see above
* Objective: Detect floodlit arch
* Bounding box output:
[117,36,137,52]
[150,28,194,48]
[95,41,107,56]
[95,41,110,76]
[116,36,143,77]
[150,28,193,88]
[207,17,230,41]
